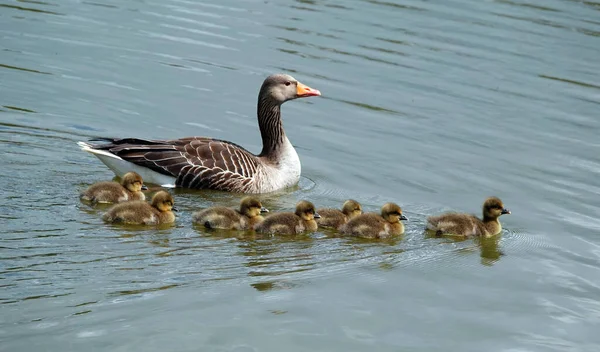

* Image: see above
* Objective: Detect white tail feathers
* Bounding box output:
[77,141,176,187]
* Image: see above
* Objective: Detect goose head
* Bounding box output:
[121,172,147,192]
[341,199,363,219]
[381,203,408,223]
[295,200,321,221]
[239,196,269,218]
[260,74,321,104]
[483,197,510,220]
[152,191,177,213]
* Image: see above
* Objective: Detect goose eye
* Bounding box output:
[285,81,291,86]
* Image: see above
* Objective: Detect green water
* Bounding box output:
[2,0,600,350]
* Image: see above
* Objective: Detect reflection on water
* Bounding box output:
[2,0,600,350]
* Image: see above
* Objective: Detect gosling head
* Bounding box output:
[239,196,269,218]
[121,172,146,192]
[152,191,177,213]
[341,199,363,219]
[381,202,408,223]
[295,200,321,222]
[483,197,510,220]
[260,73,321,104]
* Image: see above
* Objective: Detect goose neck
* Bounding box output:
[257,97,286,157]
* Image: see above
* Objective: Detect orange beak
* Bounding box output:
[296,82,321,97]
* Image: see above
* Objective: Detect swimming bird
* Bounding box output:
[77,74,321,193]
[316,199,363,229]
[80,171,147,204]
[102,190,177,225]
[425,197,510,237]
[339,202,407,239]
[254,200,320,235]
[192,196,269,230]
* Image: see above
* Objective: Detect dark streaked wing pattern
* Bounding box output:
[87,137,259,192]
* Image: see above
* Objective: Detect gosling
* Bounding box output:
[192,196,269,230]
[80,171,147,204]
[316,199,363,230]
[254,200,320,235]
[426,196,511,237]
[339,202,407,239]
[102,190,177,225]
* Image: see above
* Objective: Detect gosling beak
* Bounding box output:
[296,82,321,97]
[501,208,511,215]
[400,215,408,221]
[313,212,321,219]
[260,207,269,213]
[141,185,148,190]
[172,206,179,212]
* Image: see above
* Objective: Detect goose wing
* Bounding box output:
[87,137,260,191]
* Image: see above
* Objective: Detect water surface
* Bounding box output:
[2,0,600,350]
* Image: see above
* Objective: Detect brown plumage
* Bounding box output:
[192,196,269,230]
[80,172,146,204]
[426,197,511,237]
[339,203,407,239]
[78,74,321,193]
[254,200,321,235]
[102,191,177,225]
[316,199,363,230]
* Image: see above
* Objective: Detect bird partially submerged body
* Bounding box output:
[78,74,321,193]
[192,196,269,230]
[426,197,511,237]
[254,200,321,235]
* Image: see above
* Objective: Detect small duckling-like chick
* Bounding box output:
[254,200,321,235]
[192,196,269,230]
[316,199,363,230]
[80,172,147,204]
[426,197,511,237]
[339,202,407,239]
[102,190,177,225]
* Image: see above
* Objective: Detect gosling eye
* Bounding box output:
[284,81,291,86]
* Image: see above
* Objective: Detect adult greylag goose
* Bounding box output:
[102,190,177,225]
[426,197,510,237]
[316,199,363,230]
[192,196,269,230]
[78,74,321,193]
[254,200,320,235]
[80,171,147,204]
[339,203,407,239]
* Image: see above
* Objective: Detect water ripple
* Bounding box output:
[2,0,600,349]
